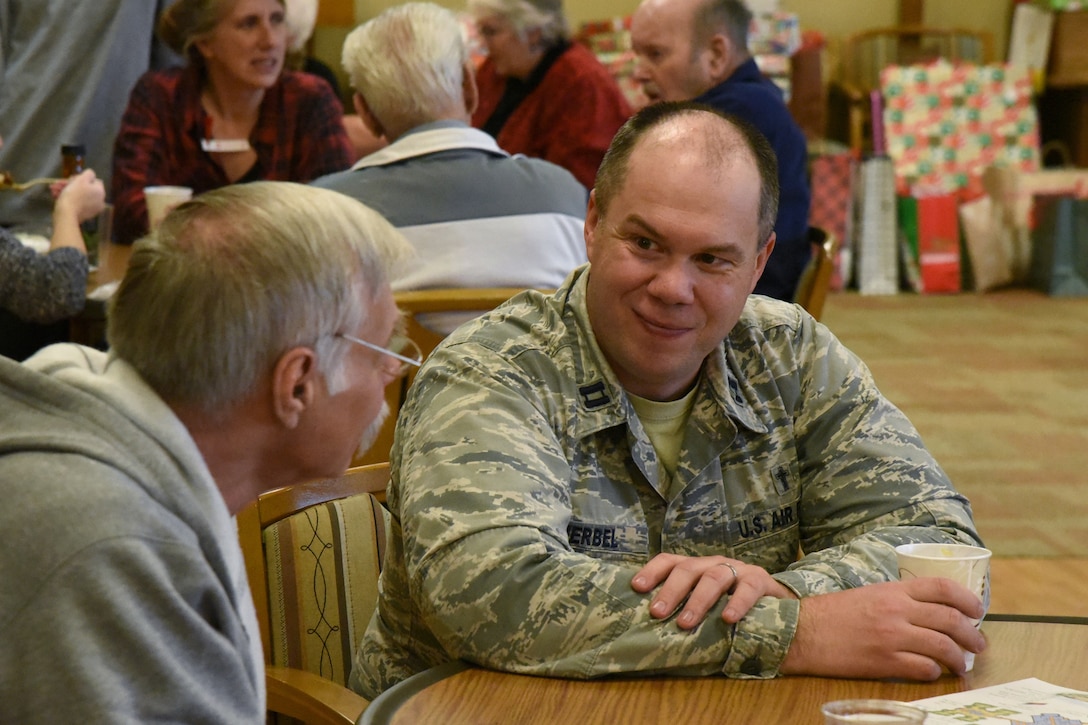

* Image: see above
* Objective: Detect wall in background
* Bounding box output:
[312,0,1013,103]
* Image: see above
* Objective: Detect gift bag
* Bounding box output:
[959,195,1016,291]
[1030,194,1088,296]
[898,192,961,293]
[982,163,1088,283]
[855,155,898,295]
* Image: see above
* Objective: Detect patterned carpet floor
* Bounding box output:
[821,288,1088,558]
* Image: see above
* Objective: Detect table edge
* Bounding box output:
[986,613,1088,625]
[356,619,1088,724]
[359,660,472,725]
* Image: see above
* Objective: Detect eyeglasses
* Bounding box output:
[337,332,423,378]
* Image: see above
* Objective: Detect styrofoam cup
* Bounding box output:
[144,185,193,229]
[895,543,991,671]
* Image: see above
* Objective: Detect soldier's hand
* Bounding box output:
[631,553,796,630]
[779,578,986,680]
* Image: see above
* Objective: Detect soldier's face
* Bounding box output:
[584,124,773,401]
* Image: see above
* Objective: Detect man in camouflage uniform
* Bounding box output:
[352,102,987,699]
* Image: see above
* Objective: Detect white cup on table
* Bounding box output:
[895,542,992,671]
[144,185,193,230]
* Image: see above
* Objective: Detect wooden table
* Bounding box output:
[361,618,1088,725]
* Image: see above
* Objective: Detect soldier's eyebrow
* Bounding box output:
[624,213,747,257]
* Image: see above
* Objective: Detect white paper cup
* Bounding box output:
[822,699,927,723]
[895,543,992,671]
[144,185,193,230]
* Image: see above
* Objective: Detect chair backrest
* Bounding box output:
[237,463,391,687]
[841,25,994,93]
[352,287,551,466]
[395,287,534,358]
[793,226,837,322]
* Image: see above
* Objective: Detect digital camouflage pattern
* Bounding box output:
[351,265,982,699]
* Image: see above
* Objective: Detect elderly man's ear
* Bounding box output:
[705,32,733,83]
[353,92,385,140]
[463,61,479,117]
[271,347,318,429]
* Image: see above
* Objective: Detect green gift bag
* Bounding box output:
[1030,194,1088,296]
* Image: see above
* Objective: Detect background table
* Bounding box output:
[362,619,1088,725]
[70,240,132,348]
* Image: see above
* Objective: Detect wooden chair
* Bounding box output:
[352,287,550,466]
[832,25,994,154]
[793,227,837,322]
[394,287,535,358]
[237,463,391,724]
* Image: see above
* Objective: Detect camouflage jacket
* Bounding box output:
[352,265,981,699]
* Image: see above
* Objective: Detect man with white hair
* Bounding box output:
[313,1,588,334]
[0,182,414,721]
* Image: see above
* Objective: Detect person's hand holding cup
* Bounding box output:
[895,542,992,671]
[144,185,193,231]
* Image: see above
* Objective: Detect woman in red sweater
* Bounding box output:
[468,0,631,189]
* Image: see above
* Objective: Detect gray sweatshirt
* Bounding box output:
[0,344,264,723]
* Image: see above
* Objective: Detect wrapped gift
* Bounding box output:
[881,60,1041,198]
[749,11,800,101]
[748,11,801,56]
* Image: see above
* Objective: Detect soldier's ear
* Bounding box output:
[584,190,601,261]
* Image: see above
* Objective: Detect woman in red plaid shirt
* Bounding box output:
[111,0,353,244]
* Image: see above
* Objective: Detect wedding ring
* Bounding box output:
[718,562,739,582]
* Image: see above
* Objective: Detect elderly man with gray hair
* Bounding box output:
[313,1,589,335]
[0,182,414,721]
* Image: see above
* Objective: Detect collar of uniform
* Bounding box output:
[349,121,510,170]
[702,343,769,435]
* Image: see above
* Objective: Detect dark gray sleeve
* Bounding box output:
[0,230,88,323]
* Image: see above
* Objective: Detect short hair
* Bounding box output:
[108,182,413,414]
[593,101,779,248]
[693,0,751,55]
[342,2,467,131]
[158,0,286,66]
[467,0,569,46]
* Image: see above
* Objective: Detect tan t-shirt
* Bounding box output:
[629,387,697,497]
